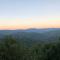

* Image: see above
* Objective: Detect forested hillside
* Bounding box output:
[0,28,60,43]
[0,29,60,60]
[0,36,60,60]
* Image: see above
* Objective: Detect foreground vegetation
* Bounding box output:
[0,36,60,60]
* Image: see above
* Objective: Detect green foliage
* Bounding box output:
[0,36,60,60]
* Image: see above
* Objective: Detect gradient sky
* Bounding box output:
[0,0,60,29]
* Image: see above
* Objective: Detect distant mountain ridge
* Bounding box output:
[0,28,60,33]
[23,28,60,33]
[0,28,60,43]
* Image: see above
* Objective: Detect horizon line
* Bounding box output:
[0,27,60,30]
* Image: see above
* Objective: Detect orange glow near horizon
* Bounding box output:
[0,17,60,30]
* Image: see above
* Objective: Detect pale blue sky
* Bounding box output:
[16,0,60,18]
[0,0,60,29]
[0,0,60,18]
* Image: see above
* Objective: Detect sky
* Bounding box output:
[0,0,60,29]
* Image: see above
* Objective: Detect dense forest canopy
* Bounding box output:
[0,35,60,60]
[0,29,60,60]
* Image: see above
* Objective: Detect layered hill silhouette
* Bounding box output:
[0,28,60,43]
